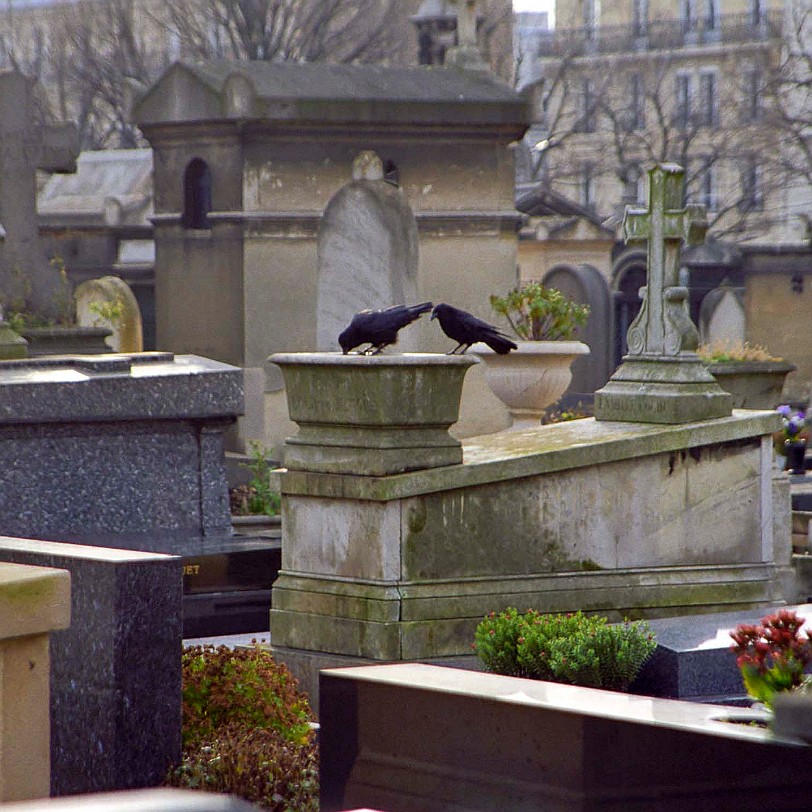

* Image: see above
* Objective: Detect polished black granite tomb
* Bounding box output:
[56,527,282,637]
[631,604,812,704]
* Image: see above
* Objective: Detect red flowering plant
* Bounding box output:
[729,609,812,708]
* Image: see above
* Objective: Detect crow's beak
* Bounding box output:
[430,311,437,320]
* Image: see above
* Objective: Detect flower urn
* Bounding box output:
[472,340,590,428]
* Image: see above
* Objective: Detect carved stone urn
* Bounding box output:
[473,340,590,429]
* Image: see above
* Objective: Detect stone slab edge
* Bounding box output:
[0,562,71,639]
[281,411,781,501]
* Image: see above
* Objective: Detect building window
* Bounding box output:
[740,157,763,211]
[576,78,596,133]
[622,165,643,204]
[682,0,696,32]
[583,0,597,40]
[632,0,648,37]
[674,73,692,127]
[182,158,212,229]
[628,73,645,130]
[581,164,595,208]
[693,159,717,210]
[704,0,718,30]
[743,69,762,121]
[699,70,718,126]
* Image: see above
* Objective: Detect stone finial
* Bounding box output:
[352,150,385,182]
[595,163,732,424]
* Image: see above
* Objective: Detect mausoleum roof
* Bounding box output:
[135,60,527,132]
[38,148,153,227]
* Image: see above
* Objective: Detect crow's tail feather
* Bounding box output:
[485,332,518,354]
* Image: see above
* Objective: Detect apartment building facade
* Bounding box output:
[532,0,797,245]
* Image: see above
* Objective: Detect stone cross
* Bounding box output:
[454,0,479,48]
[622,163,707,356]
[0,70,78,320]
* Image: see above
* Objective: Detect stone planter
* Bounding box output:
[705,359,796,409]
[269,352,478,475]
[473,340,590,428]
[19,325,113,357]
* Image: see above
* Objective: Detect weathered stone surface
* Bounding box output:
[271,352,477,475]
[595,164,733,424]
[271,413,787,667]
[316,161,419,353]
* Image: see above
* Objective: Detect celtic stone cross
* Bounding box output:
[594,163,731,423]
[623,163,707,357]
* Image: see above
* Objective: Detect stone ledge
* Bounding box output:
[0,562,71,639]
[280,410,781,501]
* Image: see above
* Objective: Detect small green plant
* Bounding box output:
[473,609,657,692]
[88,296,125,326]
[729,609,812,709]
[2,255,76,328]
[166,644,318,810]
[697,339,781,363]
[231,441,281,516]
[489,281,590,341]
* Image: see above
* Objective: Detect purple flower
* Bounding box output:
[778,404,792,417]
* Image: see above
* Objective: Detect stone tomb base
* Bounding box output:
[319,664,812,812]
[271,411,789,695]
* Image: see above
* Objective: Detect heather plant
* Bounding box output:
[179,644,312,748]
[474,609,657,692]
[167,644,318,810]
[730,609,812,709]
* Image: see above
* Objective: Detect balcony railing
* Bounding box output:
[537,10,783,58]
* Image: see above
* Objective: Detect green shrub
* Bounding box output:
[474,609,657,692]
[167,644,318,810]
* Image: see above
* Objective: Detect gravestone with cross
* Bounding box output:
[595,163,732,423]
[0,70,78,321]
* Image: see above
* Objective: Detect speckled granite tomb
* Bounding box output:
[0,536,180,796]
[0,352,242,541]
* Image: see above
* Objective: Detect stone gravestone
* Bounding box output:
[595,163,732,422]
[316,151,419,352]
[699,278,746,347]
[541,263,613,400]
[75,275,144,352]
[0,70,78,320]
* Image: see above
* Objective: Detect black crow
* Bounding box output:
[338,302,433,354]
[431,303,518,355]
